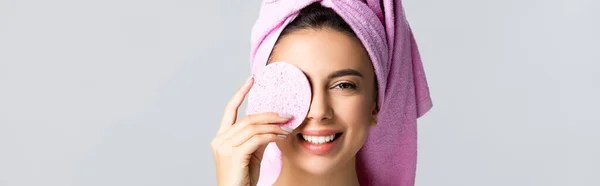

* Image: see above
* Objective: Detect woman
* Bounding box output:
[212,1,432,186]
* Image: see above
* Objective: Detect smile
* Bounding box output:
[300,133,343,144]
[297,131,344,155]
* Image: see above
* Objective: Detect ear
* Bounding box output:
[369,102,379,126]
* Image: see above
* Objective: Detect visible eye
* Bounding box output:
[333,82,357,90]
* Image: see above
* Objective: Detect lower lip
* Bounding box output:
[299,134,342,155]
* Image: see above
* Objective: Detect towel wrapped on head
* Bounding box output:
[247,0,433,185]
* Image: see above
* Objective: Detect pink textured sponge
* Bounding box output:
[245,62,312,130]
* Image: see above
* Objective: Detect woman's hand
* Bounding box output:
[211,76,294,186]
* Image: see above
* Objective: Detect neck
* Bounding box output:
[272,157,360,186]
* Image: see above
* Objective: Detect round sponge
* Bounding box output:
[245,62,312,130]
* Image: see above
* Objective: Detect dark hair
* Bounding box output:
[279,3,357,38]
[271,3,379,107]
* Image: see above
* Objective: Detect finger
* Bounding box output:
[213,113,291,151]
[225,124,291,147]
[235,134,286,155]
[220,112,293,142]
[218,76,254,134]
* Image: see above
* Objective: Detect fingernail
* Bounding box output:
[278,113,293,118]
[280,127,294,133]
[277,134,288,138]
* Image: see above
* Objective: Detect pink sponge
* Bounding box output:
[245,62,312,130]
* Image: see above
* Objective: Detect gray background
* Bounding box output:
[0,0,598,185]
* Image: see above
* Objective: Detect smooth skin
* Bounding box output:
[269,28,377,186]
[212,27,377,186]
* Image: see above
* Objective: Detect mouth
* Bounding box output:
[297,132,344,155]
[298,132,343,144]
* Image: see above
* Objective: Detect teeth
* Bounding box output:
[302,134,337,144]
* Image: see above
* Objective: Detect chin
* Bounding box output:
[295,155,343,175]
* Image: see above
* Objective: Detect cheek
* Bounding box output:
[331,96,372,153]
[331,95,373,127]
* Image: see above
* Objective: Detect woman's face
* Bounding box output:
[269,28,378,175]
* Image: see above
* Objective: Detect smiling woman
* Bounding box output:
[265,4,379,185]
[211,0,433,186]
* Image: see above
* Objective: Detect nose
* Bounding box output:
[305,88,333,122]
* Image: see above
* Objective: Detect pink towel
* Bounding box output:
[247,0,433,185]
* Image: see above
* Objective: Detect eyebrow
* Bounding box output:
[327,69,364,79]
